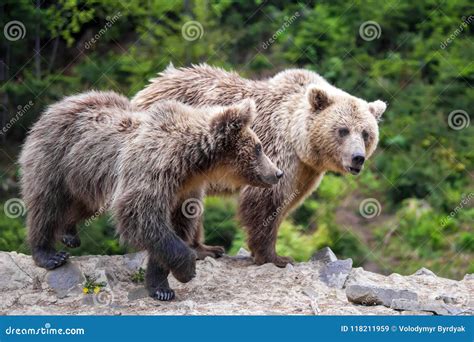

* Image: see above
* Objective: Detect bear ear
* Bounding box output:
[307,86,333,112]
[212,99,256,134]
[368,100,387,120]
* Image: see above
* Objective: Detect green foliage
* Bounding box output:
[0,209,27,253]
[1,0,472,279]
[131,267,146,283]
[203,197,238,250]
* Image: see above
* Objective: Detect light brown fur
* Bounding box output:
[132,64,387,266]
[19,90,282,300]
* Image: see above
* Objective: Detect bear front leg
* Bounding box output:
[239,186,294,267]
[146,252,175,301]
[147,232,197,284]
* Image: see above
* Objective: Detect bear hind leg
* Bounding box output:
[28,191,72,270]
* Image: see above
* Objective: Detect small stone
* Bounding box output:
[47,262,84,298]
[204,256,219,267]
[236,248,251,257]
[123,252,147,271]
[346,285,417,307]
[319,258,352,289]
[435,295,460,305]
[311,247,337,264]
[463,274,474,281]
[391,299,462,315]
[302,287,318,298]
[127,287,149,301]
[413,267,436,277]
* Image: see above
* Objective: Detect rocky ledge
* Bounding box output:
[1,248,473,315]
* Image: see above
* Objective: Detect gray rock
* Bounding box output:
[435,295,460,305]
[236,248,251,257]
[47,262,84,297]
[413,267,436,277]
[311,247,337,264]
[123,252,147,271]
[463,274,474,281]
[0,252,34,291]
[391,299,462,315]
[319,258,352,288]
[127,287,149,301]
[204,256,219,267]
[346,285,418,307]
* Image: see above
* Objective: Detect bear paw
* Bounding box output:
[171,252,197,283]
[194,244,225,260]
[33,248,70,270]
[152,288,175,301]
[61,234,81,248]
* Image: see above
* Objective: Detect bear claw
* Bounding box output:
[43,251,70,270]
[153,288,175,301]
[61,234,81,248]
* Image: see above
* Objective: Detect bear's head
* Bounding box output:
[211,100,284,188]
[295,85,386,175]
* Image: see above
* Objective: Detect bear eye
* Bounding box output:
[255,143,262,157]
[338,128,349,138]
[362,130,369,141]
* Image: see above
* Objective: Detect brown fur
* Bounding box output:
[19,90,282,300]
[132,64,387,266]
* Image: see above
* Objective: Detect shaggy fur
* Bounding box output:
[19,90,282,300]
[132,64,387,266]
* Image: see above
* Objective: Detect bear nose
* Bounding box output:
[276,170,284,179]
[352,153,365,166]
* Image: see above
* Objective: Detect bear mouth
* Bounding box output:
[347,166,361,175]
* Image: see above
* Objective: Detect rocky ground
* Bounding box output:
[1,248,473,315]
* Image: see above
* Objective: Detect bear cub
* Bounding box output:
[19,90,282,300]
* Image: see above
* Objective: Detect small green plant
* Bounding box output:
[131,267,146,283]
[83,275,107,295]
